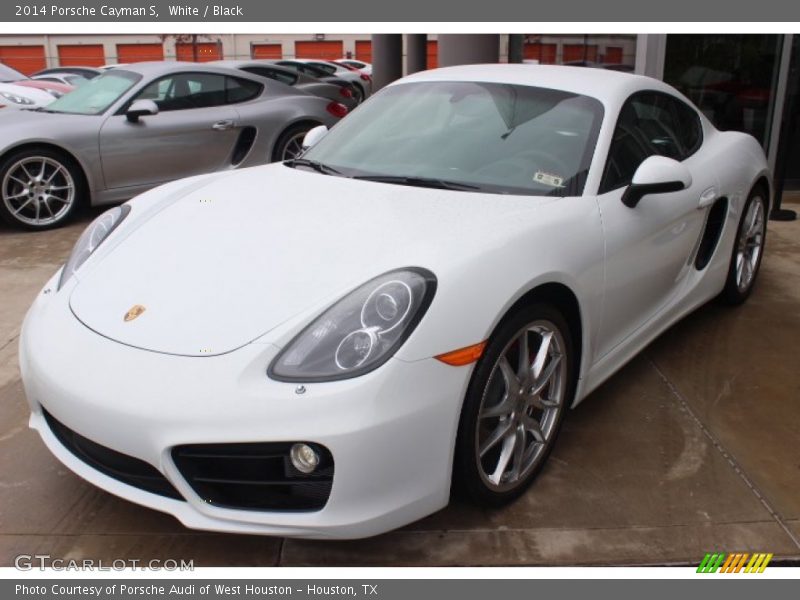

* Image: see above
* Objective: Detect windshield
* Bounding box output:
[45,70,141,115]
[304,81,604,196]
[0,63,26,82]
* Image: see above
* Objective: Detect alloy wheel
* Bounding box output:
[2,156,75,227]
[475,320,567,492]
[735,196,765,292]
[281,132,308,161]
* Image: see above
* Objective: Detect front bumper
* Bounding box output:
[19,274,470,539]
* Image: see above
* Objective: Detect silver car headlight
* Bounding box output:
[0,91,35,105]
[57,204,131,290]
[269,268,437,382]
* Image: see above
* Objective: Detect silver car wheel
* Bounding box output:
[475,320,567,492]
[281,132,307,161]
[735,195,766,292]
[2,156,75,227]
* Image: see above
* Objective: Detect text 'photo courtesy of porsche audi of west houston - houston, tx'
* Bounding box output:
[0,61,348,230]
[19,65,770,539]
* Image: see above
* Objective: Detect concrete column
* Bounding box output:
[372,34,403,91]
[508,34,524,64]
[438,34,500,68]
[634,34,666,79]
[405,34,427,75]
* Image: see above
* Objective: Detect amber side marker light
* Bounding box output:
[435,341,487,366]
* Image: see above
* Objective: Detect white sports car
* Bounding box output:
[20,65,770,539]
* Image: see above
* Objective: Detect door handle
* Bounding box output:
[212,120,235,131]
[698,187,718,209]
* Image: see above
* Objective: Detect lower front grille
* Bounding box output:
[43,409,183,501]
[172,442,334,512]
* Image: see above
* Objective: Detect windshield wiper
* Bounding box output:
[284,158,343,176]
[352,174,481,191]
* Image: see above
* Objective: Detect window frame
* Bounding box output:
[118,71,263,114]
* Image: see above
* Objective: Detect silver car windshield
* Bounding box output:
[303,81,604,196]
[45,70,141,115]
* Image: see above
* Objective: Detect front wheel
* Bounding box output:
[0,148,83,230]
[453,303,574,506]
[718,188,767,305]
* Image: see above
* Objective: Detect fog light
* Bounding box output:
[290,443,319,474]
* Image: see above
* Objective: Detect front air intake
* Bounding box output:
[43,409,183,501]
[171,442,333,512]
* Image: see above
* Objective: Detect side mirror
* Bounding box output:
[126,99,159,123]
[302,125,329,150]
[622,155,692,208]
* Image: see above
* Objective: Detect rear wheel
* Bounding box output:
[350,84,364,104]
[719,187,767,305]
[0,148,83,230]
[453,303,574,506]
[271,123,317,163]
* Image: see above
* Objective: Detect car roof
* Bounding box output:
[395,64,677,106]
[211,60,294,72]
[112,61,252,77]
[37,66,101,73]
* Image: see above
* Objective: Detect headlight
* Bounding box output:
[0,91,35,105]
[57,204,131,290]
[269,268,436,382]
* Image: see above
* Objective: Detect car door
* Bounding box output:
[594,91,717,358]
[98,72,247,190]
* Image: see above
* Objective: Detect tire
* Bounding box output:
[270,123,318,163]
[718,186,768,305]
[453,303,575,506]
[0,147,84,231]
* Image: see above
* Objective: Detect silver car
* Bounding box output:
[0,62,346,230]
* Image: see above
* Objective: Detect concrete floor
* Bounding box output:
[1,203,799,567]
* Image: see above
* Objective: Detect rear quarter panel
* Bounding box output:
[235,94,340,167]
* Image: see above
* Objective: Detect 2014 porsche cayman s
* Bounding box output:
[20,65,770,539]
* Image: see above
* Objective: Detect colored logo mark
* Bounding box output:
[697,552,773,573]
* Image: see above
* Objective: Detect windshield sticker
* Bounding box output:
[533,171,565,188]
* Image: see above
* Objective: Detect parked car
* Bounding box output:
[277,59,371,103]
[20,65,770,539]
[334,58,372,76]
[33,73,90,87]
[33,66,103,80]
[211,60,358,110]
[0,63,59,108]
[0,62,346,229]
[14,78,74,98]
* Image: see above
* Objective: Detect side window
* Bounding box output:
[670,97,703,156]
[225,76,262,103]
[600,91,703,193]
[136,73,227,111]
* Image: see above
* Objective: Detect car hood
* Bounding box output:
[0,83,55,107]
[0,107,98,139]
[69,164,550,357]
